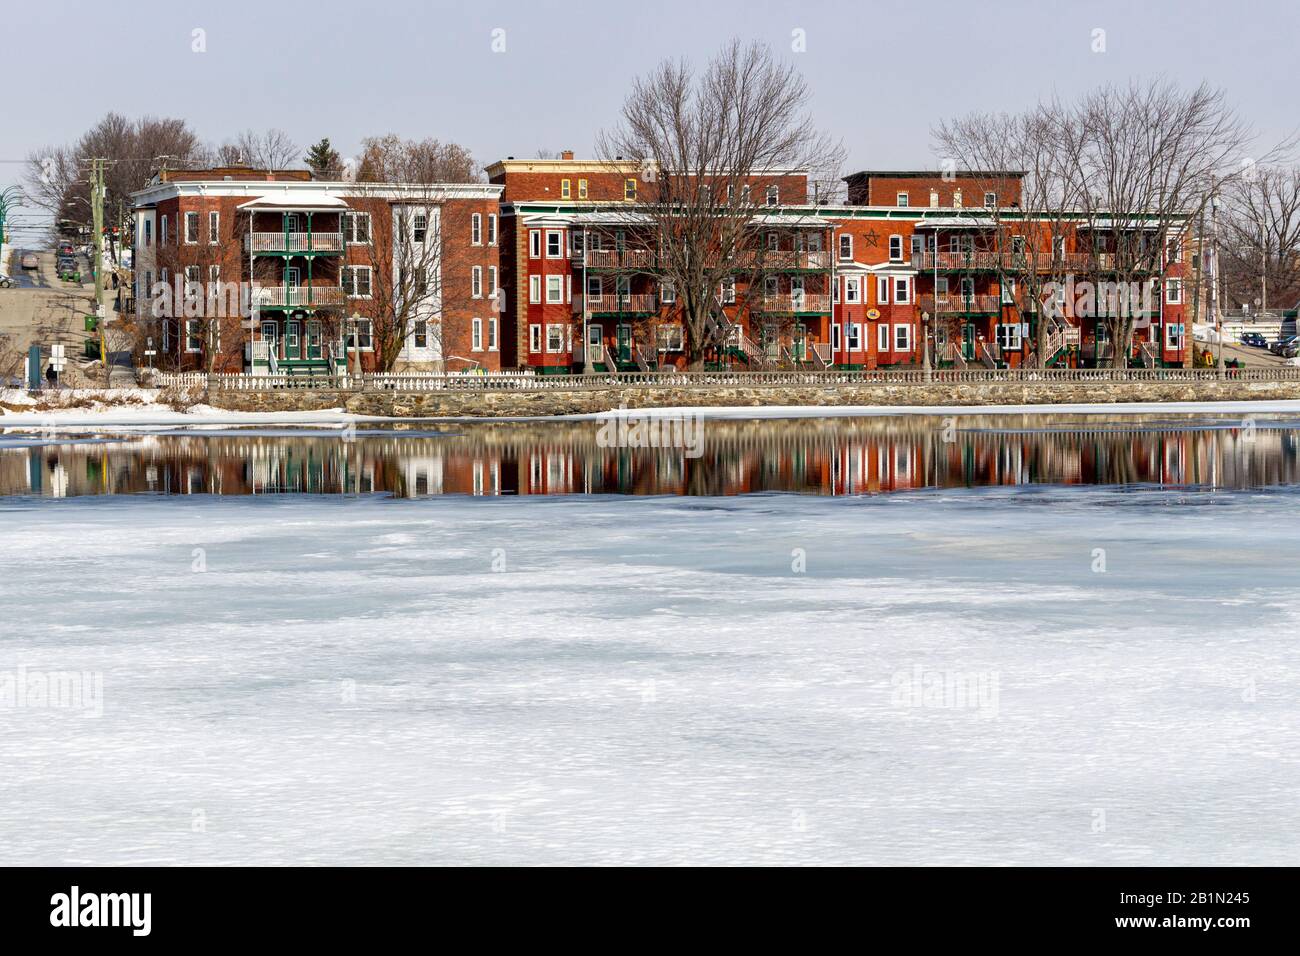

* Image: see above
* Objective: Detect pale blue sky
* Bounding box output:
[2,0,1296,197]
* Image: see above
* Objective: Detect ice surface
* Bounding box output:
[2,488,1298,865]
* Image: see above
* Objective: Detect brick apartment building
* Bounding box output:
[131,167,502,373]
[487,156,1189,372]
[132,156,1189,376]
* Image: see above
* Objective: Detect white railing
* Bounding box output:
[252,285,348,308]
[175,366,1300,392]
[758,294,831,313]
[583,293,657,313]
[246,232,345,254]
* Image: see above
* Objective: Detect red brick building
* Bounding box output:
[131,168,503,373]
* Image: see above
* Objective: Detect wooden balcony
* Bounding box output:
[757,294,831,314]
[918,294,1006,315]
[252,285,348,310]
[245,232,345,255]
[579,248,656,270]
[732,249,831,271]
[578,293,658,314]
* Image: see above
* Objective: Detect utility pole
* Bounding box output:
[91,158,108,366]
[1211,192,1223,377]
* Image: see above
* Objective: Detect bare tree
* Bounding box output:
[211,128,301,170]
[354,135,480,184]
[597,39,843,369]
[1220,164,1300,311]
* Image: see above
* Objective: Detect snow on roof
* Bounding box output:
[910,215,998,229]
[236,192,351,211]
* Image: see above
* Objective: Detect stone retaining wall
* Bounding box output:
[206,380,1300,417]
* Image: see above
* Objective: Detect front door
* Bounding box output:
[285,267,301,308]
[617,325,632,362]
[793,325,807,361]
[306,320,323,359]
[285,319,302,360]
[587,324,603,364]
[261,320,279,363]
[962,323,976,361]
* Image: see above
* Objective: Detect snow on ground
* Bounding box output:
[1,488,1297,865]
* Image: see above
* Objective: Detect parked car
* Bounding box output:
[1240,332,1268,348]
[0,273,11,288]
[1282,342,1300,359]
[20,252,39,269]
[1270,335,1299,355]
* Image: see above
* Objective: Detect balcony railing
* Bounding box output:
[252,285,348,309]
[578,293,658,313]
[912,250,1149,273]
[732,250,831,270]
[757,294,831,314]
[579,249,656,270]
[245,232,345,254]
[917,294,1006,315]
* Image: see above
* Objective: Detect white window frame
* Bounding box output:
[984,192,997,208]
[895,323,911,351]
[1165,278,1182,304]
[878,324,891,351]
[529,324,542,353]
[660,280,676,304]
[488,214,497,246]
[530,230,541,259]
[996,323,1022,351]
[471,266,483,298]
[471,213,482,245]
[161,215,168,244]
[876,276,889,304]
[545,275,563,304]
[845,277,861,303]
[488,265,498,297]
[185,318,202,353]
[545,324,565,353]
[893,276,911,304]
[343,265,373,299]
[545,230,563,259]
[488,317,498,351]
[896,191,909,207]
[208,210,219,244]
[587,276,603,303]
[529,275,541,304]
[720,277,736,304]
[472,317,484,351]
[765,185,779,206]
[888,234,903,261]
[345,211,371,244]
[839,234,853,261]
[347,317,374,352]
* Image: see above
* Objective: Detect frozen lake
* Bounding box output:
[2,468,1298,864]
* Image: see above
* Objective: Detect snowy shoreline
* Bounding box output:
[3,394,1300,431]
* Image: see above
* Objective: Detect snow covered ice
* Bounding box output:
[2,487,1298,865]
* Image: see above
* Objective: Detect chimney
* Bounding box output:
[560,150,575,161]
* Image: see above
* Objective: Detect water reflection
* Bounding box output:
[4,416,1299,498]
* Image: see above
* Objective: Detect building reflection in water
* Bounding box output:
[3,416,1299,498]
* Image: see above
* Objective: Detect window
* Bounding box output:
[767,232,779,251]
[471,213,482,245]
[765,185,779,206]
[488,214,497,245]
[561,179,571,199]
[833,278,840,303]
[984,192,997,208]
[929,188,939,207]
[347,317,373,351]
[345,212,371,244]
[488,266,498,297]
[878,324,891,351]
[208,211,219,244]
[546,324,565,352]
[720,277,736,304]
[472,317,483,351]
[996,323,1022,350]
[184,264,200,285]
[546,231,563,258]
[530,324,542,353]
[143,219,152,247]
[876,276,889,304]
[186,318,202,352]
[657,325,684,351]
[488,317,498,351]
[845,277,861,303]
[587,276,603,302]
[161,215,168,244]
[831,324,841,351]
[529,275,541,304]
[910,235,925,258]
[893,277,911,304]
[894,324,911,351]
[624,178,637,201]
[413,319,428,349]
[578,179,588,199]
[1011,235,1026,256]
[530,230,541,258]
[935,277,949,302]
[1165,322,1184,349]
[1053,236,1066,259]
[1165,278,1182,304]
[413,213,428,243]
[839,234,853,261]
[471,266,483,298]
[343,265,373,298]
[889,235,903,261]
[896,191,909,207]
[545,275,563,304]
[847,323,861,350]
[660,280,676,303]
[1167,237,1181,263]
[209,264,220,283]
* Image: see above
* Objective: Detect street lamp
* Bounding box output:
[1211,192,1223,377]
[921,310,932,380]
